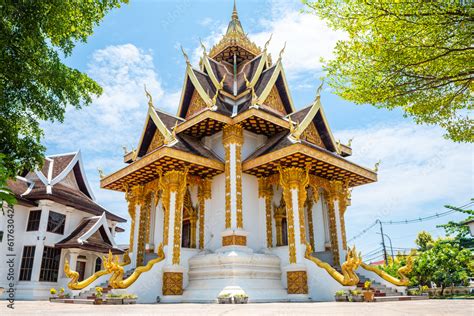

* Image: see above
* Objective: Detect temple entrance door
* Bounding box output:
[76,261,86,282]
[281,218,288,246]
[182,219,191,248]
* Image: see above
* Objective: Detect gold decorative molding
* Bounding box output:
[258,177,274,248]
[222,234,247,246]
[306,196,315,250]
[198,179,212,249]
[305,243,361,286]
[125,187,137,252]
[287,271,308,294]
[162,271,184,295]
[222,124,244,146]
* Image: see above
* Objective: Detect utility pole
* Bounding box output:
[377,232,394,262]
[377,219,388,264]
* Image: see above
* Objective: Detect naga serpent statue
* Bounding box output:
[360,256,413,286]
[64,250,130,290]
[304,243,362,286]
[108,243,165,289]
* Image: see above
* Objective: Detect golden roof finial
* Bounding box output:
[315,78,324,100]
[199,38,207,55]
[180,45,190,65]
[232,0,238,20]
[144,84,153,108]
[374,160,381,172]
[278,42,286,61]
[97,168,105,179]
[347,137,354,147]
[264,34,273,52]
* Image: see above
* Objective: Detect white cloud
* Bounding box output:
[42,44,181,243]
[191,0,345,80]
[335,123,473,225]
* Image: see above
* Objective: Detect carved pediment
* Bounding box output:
[186,90,208,119]
[263,85,286,115]
[146,130,165,154]
[302,122,325,148]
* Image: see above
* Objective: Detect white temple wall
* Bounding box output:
[153,200,164,249]
[312,194,326,252]
[241,174,262,250]
[241,131,266,161]
[203,131,224,160]
[205,173,225,251]
[333,200,345,263]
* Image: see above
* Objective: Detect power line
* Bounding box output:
[348,201,473,243]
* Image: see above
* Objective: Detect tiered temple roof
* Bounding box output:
[100,3,376,192]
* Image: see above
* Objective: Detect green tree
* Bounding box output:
[412,238,471,295]
[0,1,127,204]
[415,230,434,251]
[437,202,474,242]
[303,1,473,142]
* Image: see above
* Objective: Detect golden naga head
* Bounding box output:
[344,246,362,270]
[305,242,313,258]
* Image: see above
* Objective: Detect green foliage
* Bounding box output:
[0,154,16,207]
[378,252,407,279]
[415,231,435,251]
[303,1,473,142]
[437,202,474,240]
[0,1,127,194]
[411,237,472,293]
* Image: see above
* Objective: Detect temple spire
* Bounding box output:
[232,0,238,20]
[226,0,244,35]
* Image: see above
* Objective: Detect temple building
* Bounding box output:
[67,3,411,302]
[0,151,126,300]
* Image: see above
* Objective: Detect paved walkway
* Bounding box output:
[1,300,473,315]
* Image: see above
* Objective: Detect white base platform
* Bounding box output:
[180,247,303,303]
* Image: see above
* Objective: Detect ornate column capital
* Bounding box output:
[278,166,309,191]
[222,124,244,146]
[258,177,273,198]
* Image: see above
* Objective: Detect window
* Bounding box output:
[181,219,191,248]
[39,246,61,282]
[95,257,102,273]
[19,246,36,281]
[26,210,42,231]
[46,211,66,235]
[0,231,3,242]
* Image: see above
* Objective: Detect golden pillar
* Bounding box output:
[160,169,188,296]
[258,177,274,248]
[136,186,150,266]
[222,124,246,246]
[278,166,309,264]
[278,165,309,295]
[198,179,212,249]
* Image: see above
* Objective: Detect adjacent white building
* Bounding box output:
[0,151,126,300]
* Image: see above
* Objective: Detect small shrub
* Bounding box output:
[335,290,346,297]
[364,281,372,290]
[218,293,231,299]
[95,287,103,297]
[50,288,57,295]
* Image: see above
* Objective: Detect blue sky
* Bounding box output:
[42,0,473,261]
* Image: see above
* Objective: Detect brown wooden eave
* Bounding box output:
[243,142,377,187]
[101,146,224,192]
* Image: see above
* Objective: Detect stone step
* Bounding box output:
[374,295,429,302]
[50,298,95,304]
